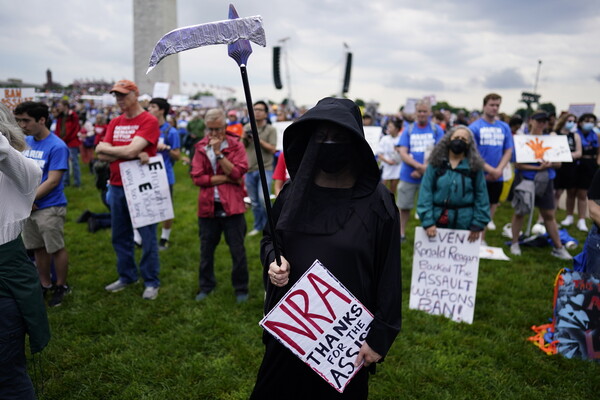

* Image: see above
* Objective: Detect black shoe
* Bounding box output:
[88,217,98,233]
[159,238,170,251]
[49,285,70,307]
[77,210,92,223]
[42,285,55,299]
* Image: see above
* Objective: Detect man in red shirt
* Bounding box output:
[55,99,81,187]
[95,80,161,300]
[190,108,250,303]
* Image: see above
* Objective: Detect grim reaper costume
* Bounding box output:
[250,98,401,399]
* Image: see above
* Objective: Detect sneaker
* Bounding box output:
[551,246,572,260]
[77,210,92,223]
[142,286,159,300]
[88,217,98,233]
[105,279,131,292]
[247,229,260,237]
[561,215,574,226]
[236,293,249,303]
[195,291,211,301]
[510,243,521,256]
[42,284,55,299]
[487,221,496,231]
[159,238,170,251]
[576,219,588,232]
[49,285,70,307]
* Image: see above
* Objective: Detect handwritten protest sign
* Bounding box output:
[554,271,600,361]
[409,227,481,323]
[260,260,374,393]
[119,156,174,228]
[513,135,572,163]
[0,88,35,111]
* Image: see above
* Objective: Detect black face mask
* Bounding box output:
[449,139,468,154]
[317,142,354,173]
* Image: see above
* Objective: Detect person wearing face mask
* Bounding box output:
[251,98,401,399]
[416,126,490,242]
[552,114,582,226]
[568,113,600,232]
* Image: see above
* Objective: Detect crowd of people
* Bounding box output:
[3,80,600,398]
[376,93,599,263]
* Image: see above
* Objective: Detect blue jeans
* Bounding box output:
[63,147,81,187]
[585,224,600,275]
[245,169,273,231]
[109,185,160,287]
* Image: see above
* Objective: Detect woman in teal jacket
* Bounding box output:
[417,125,490,242]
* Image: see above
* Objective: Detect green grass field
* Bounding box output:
[36,161,599,399]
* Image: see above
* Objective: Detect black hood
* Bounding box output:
[283,97,380,198]
[276,98,381,235]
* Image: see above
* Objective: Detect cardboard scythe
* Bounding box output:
[147,4,282,265]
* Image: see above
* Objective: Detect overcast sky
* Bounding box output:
[1,0,599,114]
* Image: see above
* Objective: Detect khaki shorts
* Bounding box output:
[22,206,66,254]
[397,180,420,210]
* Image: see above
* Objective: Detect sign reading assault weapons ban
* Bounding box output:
[119,156,174,228]
[259,260,374,393]
[409,227,481,324]
[1,88,35,111]
[513,134,572,163]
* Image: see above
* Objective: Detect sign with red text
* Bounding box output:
[513,135,572,163]
[119,156,174,228]
[409,227,480,324]
[260,260,374,393]
[0,88,35,111]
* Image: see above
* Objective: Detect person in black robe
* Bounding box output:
[250,98,401,399]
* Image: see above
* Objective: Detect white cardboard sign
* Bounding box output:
[0,87,35,111]
[409,227,481,324]
[260,259,374,393]
[119,156,174,228]
[513,134,572,163]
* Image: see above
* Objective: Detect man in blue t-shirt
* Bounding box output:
[15,101,71,307]
[468,93,514,236]
[148,98,181,250]
[398,99,444,241]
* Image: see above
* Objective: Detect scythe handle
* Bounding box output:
[240,65,282,266]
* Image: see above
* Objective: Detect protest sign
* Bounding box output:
[513,135,572,163]
[409,227,481,323]
[479,245,510,261]
[260,260,374,393]
[152,82,170,98]
[568,103,595,118]
[119,156,174,228]
[0,88,35,111]
[554,271,600,361]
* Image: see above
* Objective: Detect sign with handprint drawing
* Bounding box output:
[513,135,573,163]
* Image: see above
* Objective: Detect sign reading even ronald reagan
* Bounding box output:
[409,227,481,324]
[259,260,374,393]
[119,156,174,228]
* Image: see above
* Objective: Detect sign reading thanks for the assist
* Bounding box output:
[259,260,374,393]
[513,134,572,163]
[119,156,174,228]
[409,227,481,324]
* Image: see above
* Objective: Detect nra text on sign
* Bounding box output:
[409,227,481,324]
[260,260,374,393]
[119,156,174,228]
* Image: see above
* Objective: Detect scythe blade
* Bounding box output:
[146,15,266,74]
